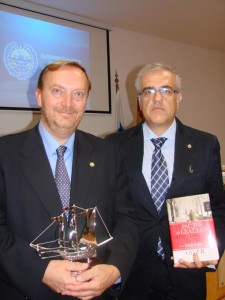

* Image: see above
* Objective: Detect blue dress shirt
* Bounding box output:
[38,122,75,181]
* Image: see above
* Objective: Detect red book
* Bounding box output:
[166,193,219,264]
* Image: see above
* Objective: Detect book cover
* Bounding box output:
[166,193,219,264]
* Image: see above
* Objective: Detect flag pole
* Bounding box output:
[115,71,119,93]
[114,72,124,132]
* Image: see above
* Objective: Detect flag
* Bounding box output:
[115,90,124,132]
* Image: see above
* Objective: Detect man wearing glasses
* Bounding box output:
[107,63,225,300]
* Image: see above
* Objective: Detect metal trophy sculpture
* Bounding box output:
[30,205,113,264]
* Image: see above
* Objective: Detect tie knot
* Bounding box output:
[151,137,167,149]
[56,145,67,157]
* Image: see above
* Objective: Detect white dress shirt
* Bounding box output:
[142,119,176,192]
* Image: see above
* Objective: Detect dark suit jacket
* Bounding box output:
[0,125,138,300]
[106,118,225,300]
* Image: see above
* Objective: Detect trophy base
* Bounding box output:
[71,256,100,278]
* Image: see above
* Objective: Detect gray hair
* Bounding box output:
[135,62,182,93]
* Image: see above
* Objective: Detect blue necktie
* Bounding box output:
[151,138,169,258]
[55,145,71,209]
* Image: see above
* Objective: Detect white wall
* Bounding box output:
[0,26,225,163]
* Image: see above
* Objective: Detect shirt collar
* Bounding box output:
[38,121,75,154]
[143,119,176,143]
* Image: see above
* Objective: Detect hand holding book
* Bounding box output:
[166,193,219,265]
[173,252,218,269]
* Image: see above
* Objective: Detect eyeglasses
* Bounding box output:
[138,86,179,98]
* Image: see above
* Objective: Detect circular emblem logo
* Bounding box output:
[3,42,38,80]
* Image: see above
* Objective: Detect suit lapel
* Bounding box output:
[70,130,96,209]
[161,119,194,215]
[168,120,194,196]
[19,128,101,217]
[126,125,159,216]
[19,126,62,217]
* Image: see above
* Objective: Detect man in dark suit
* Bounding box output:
[0,61,138,299]
[107,62,225,300]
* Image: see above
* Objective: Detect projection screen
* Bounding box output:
[0,2,111,113]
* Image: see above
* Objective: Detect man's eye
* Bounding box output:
[73,91,85,99]
[161,87,172,95]
[51,88,64,97]
[144,89,155,96]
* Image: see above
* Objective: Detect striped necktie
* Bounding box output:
[55,145,71,209]
[151,138,169,258]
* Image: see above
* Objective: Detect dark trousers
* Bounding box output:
[119,257,177,300]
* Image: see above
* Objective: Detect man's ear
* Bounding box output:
[35,89,42,108]
[176,92,182,107]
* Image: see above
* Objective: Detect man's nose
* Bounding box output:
[153,90,163,102]
[61,93,74,105]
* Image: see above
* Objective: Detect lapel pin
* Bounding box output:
[187,144,192,149]
[188,165,193,173]
[89,162,95,167]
